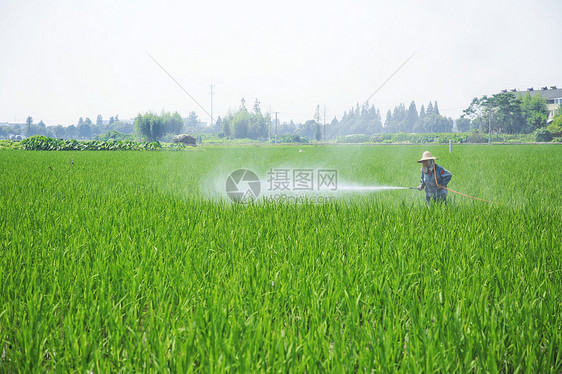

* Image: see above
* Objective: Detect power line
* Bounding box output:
[145,51,256,156]
[146,51,215,124]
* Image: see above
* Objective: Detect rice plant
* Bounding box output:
[0,145,560,372]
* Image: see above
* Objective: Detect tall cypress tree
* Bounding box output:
[426,101,434,116]
[406,101,418,132]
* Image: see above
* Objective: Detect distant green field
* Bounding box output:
[1,145,560,372]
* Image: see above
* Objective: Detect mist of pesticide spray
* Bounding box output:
[202,161,417,203]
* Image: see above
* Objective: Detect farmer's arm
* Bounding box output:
[437,166,452,186]
[418,173,425,190]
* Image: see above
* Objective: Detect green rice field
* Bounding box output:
[1,145,561,372]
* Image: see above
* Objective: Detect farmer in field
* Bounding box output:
[416,151,452,204]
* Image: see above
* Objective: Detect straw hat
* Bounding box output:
[417,151,438,163]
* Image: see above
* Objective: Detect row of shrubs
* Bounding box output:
[336,129,561,144]
[0,139,23,150]
[20,136,193,151]
[10,132,561,151]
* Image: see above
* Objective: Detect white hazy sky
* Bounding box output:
[1,0,561,126]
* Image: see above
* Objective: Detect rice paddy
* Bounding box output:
[1,145,560,372]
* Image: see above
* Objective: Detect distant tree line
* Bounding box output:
[325,102,382,138]
[0,114,135,140]
[325,100,453,137]
[3,90,554,142]
[283,100,453,141]
[220,99,272,140]
[462,92,550,134]
[214,99,454,141]
[133,110,228,142]
[0,111,221,141]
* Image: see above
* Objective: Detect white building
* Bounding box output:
[513,86,562,122]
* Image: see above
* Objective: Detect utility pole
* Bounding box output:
[209,84,214,127]
[274,112,278,144]
[488,101,492,145]
[323,106,326,142]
